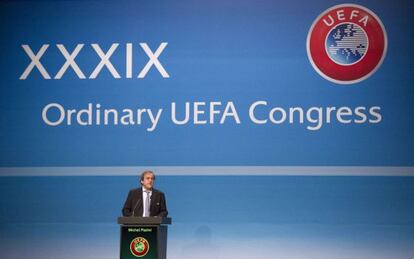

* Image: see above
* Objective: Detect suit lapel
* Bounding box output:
[149,190,158,213]
[135,188,143,215]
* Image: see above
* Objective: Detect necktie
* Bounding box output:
[143,191,150,217]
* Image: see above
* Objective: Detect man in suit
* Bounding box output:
[122,170,168,217]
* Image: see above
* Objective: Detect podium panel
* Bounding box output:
[118,217,171,259]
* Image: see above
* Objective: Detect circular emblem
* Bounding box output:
[130,237,150,257]
[307,4,387,84]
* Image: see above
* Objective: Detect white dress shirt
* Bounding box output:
[142,187,152,217]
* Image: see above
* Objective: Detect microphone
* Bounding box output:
[132,198,141,217]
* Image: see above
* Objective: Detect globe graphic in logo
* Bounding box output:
[325,23,369,65]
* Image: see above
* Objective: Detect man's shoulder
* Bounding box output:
[152,188,165,195]
[129,187,165,195]
[129,188,142,194]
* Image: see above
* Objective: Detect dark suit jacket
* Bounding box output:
[122,187,168,217]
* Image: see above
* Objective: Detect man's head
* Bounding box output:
[140,170,155,190]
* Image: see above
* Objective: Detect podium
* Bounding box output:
[118,217,172,259]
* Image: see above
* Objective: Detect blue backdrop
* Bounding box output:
[0,0,413,258]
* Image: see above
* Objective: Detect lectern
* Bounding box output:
[118,217,172,259]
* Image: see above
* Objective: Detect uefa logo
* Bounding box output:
[307,4,387,84]
[130,237,150,257]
